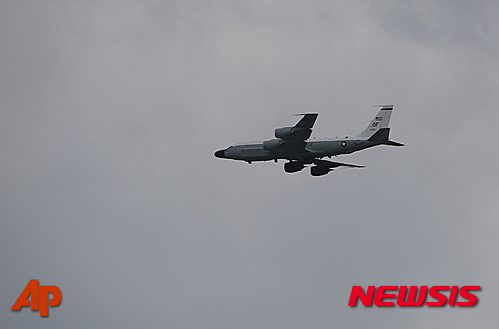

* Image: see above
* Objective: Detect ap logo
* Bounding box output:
[11,280,62,317]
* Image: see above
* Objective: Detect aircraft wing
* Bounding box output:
[294,113,318,129]
[313,159,365,168]
[273,114,318,155]
[279,113,318,142]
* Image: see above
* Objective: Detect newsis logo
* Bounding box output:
[348,286,480,307]
[11,280,62,317]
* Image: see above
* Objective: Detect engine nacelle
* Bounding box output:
[274,127,294,139]
[263,139,283,150]
[310,166,332,176]
[284,161,305,173]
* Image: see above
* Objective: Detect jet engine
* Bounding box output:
[263,139,283,150]
[274,127,294,139]
[310,166,332,176]
[284,161,305,173]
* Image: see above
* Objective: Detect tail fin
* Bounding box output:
[358,105,393,139]
[360,105,404,146]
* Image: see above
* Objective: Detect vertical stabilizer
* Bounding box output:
[358,105,393,139]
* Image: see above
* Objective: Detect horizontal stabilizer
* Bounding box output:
[368,128,404,146]
[381,140,405,147]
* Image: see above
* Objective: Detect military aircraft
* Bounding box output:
[214,105,404,176]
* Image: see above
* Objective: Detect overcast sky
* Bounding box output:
[2,1,499,328]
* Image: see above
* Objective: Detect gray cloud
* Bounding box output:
[374,0,499,57]
[2,1,498,328]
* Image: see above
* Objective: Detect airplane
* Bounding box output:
[214,105,404,176]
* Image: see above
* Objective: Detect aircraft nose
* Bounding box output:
[214,149,225,158]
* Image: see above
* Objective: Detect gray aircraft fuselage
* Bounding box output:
[215,138,383,163]
[214,107,403,176]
